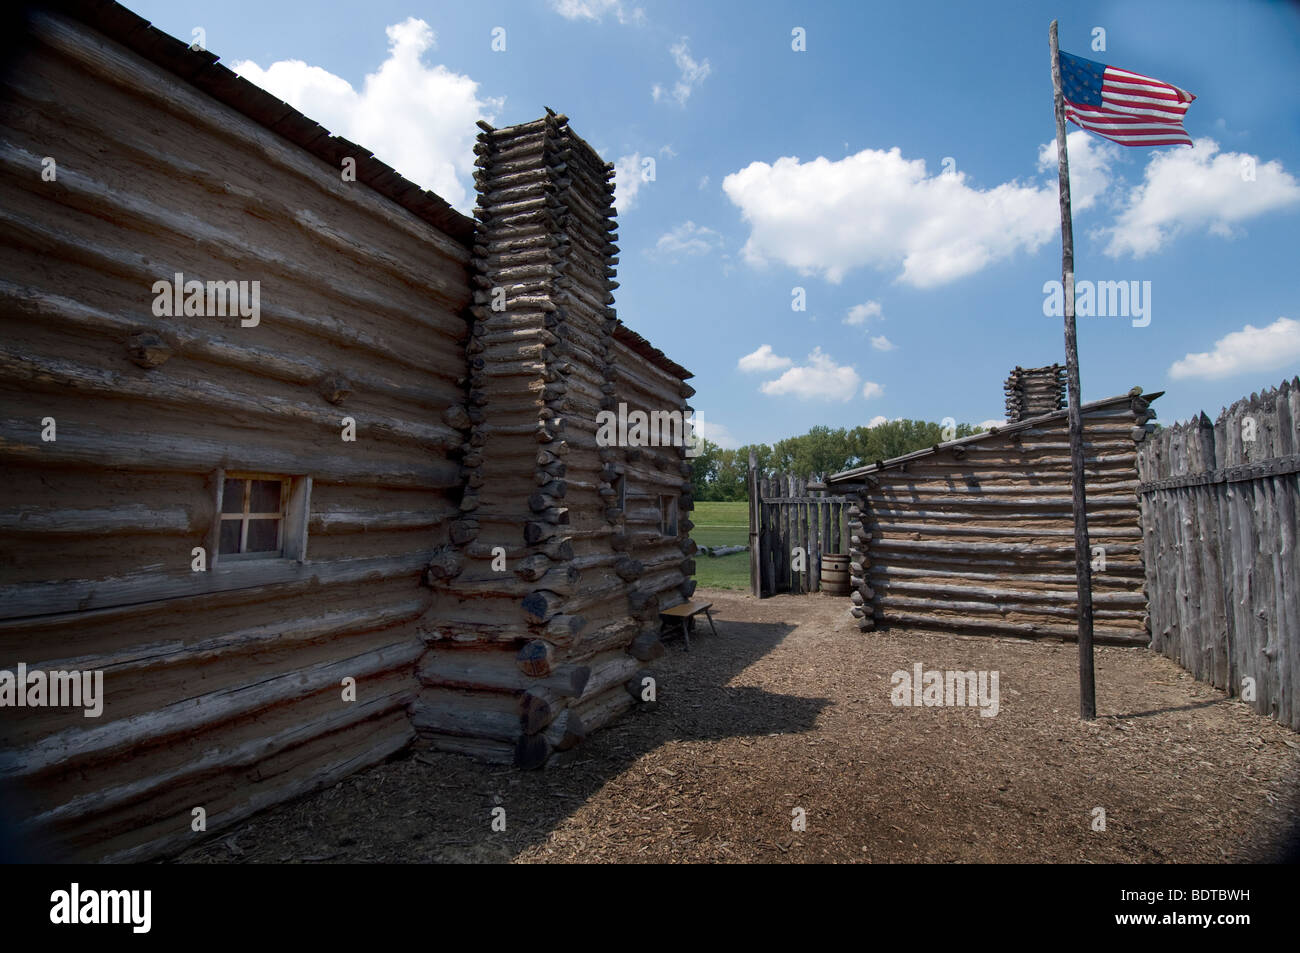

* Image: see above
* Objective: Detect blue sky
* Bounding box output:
[131,0,1300,446]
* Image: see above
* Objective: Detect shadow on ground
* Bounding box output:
[178,603,829,863]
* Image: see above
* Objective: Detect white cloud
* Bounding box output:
[759,348,860,402]
[698,175,711,191]
[1102,139,1300,257]
[613,153,648,211]
[979,418,1006,430]
[867,415,889,428]
[550,0,645,25]
[722,131,1114,287]
[1037,133,1119,213]
[692,415,739,449]
[860,380,884,399]
[870,335,895,352]
[653,221,722,258]
[233,18,500,212]
[659,144,677,158]
[1168,317,1300,381]
[653,39,711,106]
[844,300,883,325]
[737,344,792,373]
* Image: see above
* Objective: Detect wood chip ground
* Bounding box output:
[177,588,1300,863]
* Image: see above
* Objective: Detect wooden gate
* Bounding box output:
[747,459,849,597]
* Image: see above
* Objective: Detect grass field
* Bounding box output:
[690,500,750,590]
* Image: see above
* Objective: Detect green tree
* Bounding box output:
[690,419,987,499]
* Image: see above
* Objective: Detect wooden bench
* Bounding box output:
[659,601,717,651]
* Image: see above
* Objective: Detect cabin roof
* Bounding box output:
[825,389,1163,484]
[612,323,692,381]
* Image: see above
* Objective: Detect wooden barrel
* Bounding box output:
[820,554,850,594]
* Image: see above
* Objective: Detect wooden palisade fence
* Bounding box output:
[1137,377,1300,730]
[747,463,849,597]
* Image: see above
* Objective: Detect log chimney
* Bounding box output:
[1004,364,1066,421]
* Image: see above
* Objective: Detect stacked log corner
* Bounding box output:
[845,493,875,631]
[414,113,680,767]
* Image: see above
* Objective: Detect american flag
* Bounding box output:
[1059,50,1196,147]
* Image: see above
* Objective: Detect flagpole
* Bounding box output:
[1050,20,1097,720]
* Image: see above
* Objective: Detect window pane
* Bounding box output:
[221,479,245,514]
[246,518,280,553]
[218,519,241,554]
[249,480,283,514]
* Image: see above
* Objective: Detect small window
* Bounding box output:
[214,471,310,563]
[658,494,678,537]
[614,473,626,511]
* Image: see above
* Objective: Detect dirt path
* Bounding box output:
[178,588,1300,863]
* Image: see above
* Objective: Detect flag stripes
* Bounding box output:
[1059,50,1196,147]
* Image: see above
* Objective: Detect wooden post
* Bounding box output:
[748,449,761,597]
[1050,20,1097,720]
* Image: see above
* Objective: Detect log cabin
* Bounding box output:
[0,0,694,860]
[825,366,1159,644]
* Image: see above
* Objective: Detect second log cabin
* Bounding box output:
[825,366,1159,644]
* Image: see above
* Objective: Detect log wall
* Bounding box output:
[0,9,471,860]
[1137,378,1300,730]
[828,392,1158,643]
[414,114,693,767]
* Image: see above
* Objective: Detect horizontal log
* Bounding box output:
[0,138,469,324]
[881,611,1148,645]
[867,564,1144,586]
[1,638,423,777]
[874,579,1148,607]
[419,732,515,765]
[411,693,522,745]
[0,416,461,491]
[574,650,642,702]
[573,618,639,657]
[571,684,636,735]
[101,713,415,863]
[867,538,1142,557]
[0,550,431,622]
[879,594,1145,622]
[34,598,426,676]
[418,648,589,696]
[870,521,1141,540]
[25,686,413,835]
[0,503,192,536]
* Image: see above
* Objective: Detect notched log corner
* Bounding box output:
[423,547,463,586]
